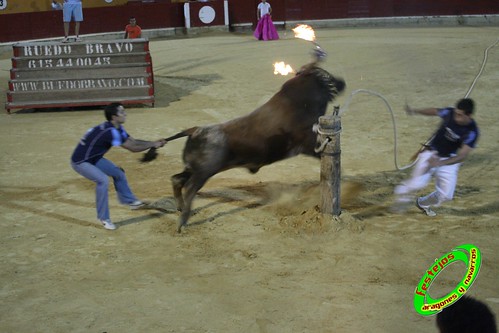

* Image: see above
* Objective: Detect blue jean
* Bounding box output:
[71,158,138,220]
[63,2,83,22]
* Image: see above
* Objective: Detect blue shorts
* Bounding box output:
[63,3,83,22]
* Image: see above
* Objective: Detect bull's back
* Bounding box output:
[221,99,318,166]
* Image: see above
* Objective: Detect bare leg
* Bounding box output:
[75,22,80,37]
[64,22,70,37]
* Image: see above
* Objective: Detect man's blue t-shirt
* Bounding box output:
[71,122,129,164]
[429,108,479,157]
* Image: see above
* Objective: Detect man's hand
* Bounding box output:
[154,139,167,148]
[428,154,441,168]
[122,138,166,152]
[405,104,415,116]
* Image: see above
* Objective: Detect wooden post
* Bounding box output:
[319,106,341,215]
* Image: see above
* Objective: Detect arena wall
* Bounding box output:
[0,0,129,14]
[0,0,498,43]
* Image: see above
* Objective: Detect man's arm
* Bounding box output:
[121,137,166,152]
[405,105,439,116]
[429,144,473,168]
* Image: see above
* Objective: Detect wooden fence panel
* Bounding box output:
[6,39,155,113]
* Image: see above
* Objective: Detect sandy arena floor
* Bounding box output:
[1,26,498,332]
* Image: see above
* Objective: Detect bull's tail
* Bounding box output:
[163,127,198,142]
[140,127,198,163]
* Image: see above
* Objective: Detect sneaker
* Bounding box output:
[416,197,437,217]
[129,200,146,210]
[61,37,70,43]
[100,219,117,230]
[75,37,82,42]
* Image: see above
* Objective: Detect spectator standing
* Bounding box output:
[62,0,83,43]
[257,0,272,20]
[124,17,142,39]
[253,0,279,41]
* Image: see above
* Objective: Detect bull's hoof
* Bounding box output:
[248,167,260,174]
[174,200,184,212]
[176,222,187,233]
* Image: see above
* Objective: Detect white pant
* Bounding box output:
[394,150,461,207]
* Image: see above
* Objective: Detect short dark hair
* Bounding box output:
[436,296,497,333]
[104,103,124,121]
[456,98,475,115]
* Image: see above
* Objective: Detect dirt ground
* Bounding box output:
[1,26,498,332]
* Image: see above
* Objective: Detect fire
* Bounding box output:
[292,24,316,42]
[273,61,294,76]
[272,24,317,76]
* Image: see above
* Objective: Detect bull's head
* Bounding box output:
[295,64,346,102]
[315,67,345,101]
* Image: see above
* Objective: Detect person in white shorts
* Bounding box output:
[393,98,479,216]
[62,0,83,42]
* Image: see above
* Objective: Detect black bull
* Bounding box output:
[146,64,345,232]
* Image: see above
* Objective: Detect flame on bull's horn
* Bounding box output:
[292,24,316,42]
[273,61,295,76]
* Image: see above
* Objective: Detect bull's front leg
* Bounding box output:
[171,170,191,212]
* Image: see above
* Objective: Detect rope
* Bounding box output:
[314,137,331,153]
[338,89,414,170]
[464,38,499,98]
[333,38,498,171]
[316,128,342,136]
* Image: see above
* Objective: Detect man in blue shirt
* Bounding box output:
[71,103,166,230]
[393,98,479,216]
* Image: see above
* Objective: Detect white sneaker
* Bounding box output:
[61,37,70,43]
[129,200,146,210]
[100,219,117,230]
[416,198,437,217]
[75,37,82,42]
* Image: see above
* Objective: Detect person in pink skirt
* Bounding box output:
[254,0,279,41]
